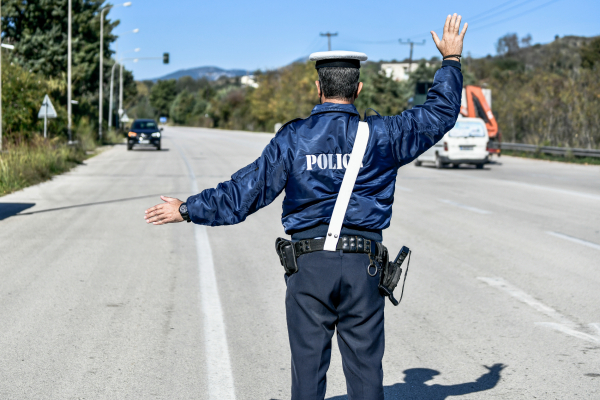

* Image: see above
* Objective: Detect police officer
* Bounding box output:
[145,14,467,400]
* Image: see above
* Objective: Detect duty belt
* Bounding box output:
[294,235,384,258]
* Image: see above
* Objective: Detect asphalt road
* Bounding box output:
[1,126,599,399]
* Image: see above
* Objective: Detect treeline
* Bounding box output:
[131,34,600,150]
[1,0,137,145]
[127,61,436,133]
[466,34,600,149]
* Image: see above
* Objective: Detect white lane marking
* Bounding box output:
[478,277,600,344]
[171,137,236,399]
[535,323,600,344]
[439,170,600,202]
[439,199,492,215]
[546,231,600,251]
[514,181,600,202]
[477,277,573,326]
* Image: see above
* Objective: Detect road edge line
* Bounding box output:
[170,136,236,399]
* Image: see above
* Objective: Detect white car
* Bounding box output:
[415,117,489,169]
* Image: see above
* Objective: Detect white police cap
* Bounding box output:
[309,51,368,69]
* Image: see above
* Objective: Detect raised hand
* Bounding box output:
[484,363,506,373]
[144,195,184,225]
[431,13,468,61]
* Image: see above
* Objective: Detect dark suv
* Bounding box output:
[127,119,162,150]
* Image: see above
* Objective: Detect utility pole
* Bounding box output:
[320,32,338,51]
[399,39,425,76]
[67,0,72,143]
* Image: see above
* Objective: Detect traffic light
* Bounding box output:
[163,52,169,64]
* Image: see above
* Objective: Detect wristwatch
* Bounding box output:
[179,202,191,223]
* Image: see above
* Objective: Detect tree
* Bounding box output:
[170,89,196,124]
[581,37,600,69]
[2,0,117,98]
[355,62,411,116]
[496,33,520,56]
[2,0,137,135]
[150,80,177,117]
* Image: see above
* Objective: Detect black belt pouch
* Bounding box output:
[275,238,299,275]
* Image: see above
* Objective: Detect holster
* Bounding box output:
[275,238,299,275]
[378,246,410,306]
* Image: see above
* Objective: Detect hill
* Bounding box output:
[152,66,248,81]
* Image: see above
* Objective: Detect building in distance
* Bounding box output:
[241,75,259,88]
[380,62,430,81]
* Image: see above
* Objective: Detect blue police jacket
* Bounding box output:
[187,61,463,241]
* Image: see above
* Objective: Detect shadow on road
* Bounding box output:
[130,148,170,152]
[323,363,505,400]
[0,203,36,221]
[422,164,492,171]
[3,193,185,217]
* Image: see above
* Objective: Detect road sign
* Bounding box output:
[121,112,130,123]
[159,116,167,124]
[38,95,57,139]
[38,95,57,119]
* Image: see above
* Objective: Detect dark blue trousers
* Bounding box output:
[285,250,385,400]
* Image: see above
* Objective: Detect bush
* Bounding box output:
[0,138,87,196]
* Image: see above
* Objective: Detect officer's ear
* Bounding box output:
[315,81,322,98]
[355,82,363,99]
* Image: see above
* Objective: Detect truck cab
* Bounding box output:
[415,117,489,169]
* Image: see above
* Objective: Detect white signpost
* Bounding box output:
[37,95,58,139]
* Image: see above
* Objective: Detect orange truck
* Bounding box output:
[460,86,501,155]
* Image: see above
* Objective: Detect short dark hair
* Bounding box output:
[317,67,360,102]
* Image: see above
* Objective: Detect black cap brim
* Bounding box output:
[315,59,361,69]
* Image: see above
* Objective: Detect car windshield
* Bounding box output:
[449,121,486,137]
[132,121,157,130]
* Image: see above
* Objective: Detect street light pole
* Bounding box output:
[119,62,124,127]
[108,29,138,132]
[109,61,118,131]
[110,56,163,127]
[99,2,131,142]
[1,0,3,152]
[0,42,15,152]
[68,0,72,143]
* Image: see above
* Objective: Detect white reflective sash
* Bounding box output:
[323,121,370,251]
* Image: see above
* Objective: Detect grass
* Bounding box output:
[0,137,88,196]
[0,116,126,197]
[501,149,600,165]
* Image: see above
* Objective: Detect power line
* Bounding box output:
[302,35,324,55]
[467,0,523,22]
[470,0,564,31]
[316,0,565,55]
[469,0,540,24]
[406,0,547,39]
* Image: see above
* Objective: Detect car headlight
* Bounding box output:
[128,131,137,137]
[151,132,161,138]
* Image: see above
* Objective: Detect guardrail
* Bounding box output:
[501,143,600,158]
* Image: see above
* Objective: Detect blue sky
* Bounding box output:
[108,0,600,80]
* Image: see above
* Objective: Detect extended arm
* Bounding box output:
[145,135,288,226]
[385,14,467,166]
